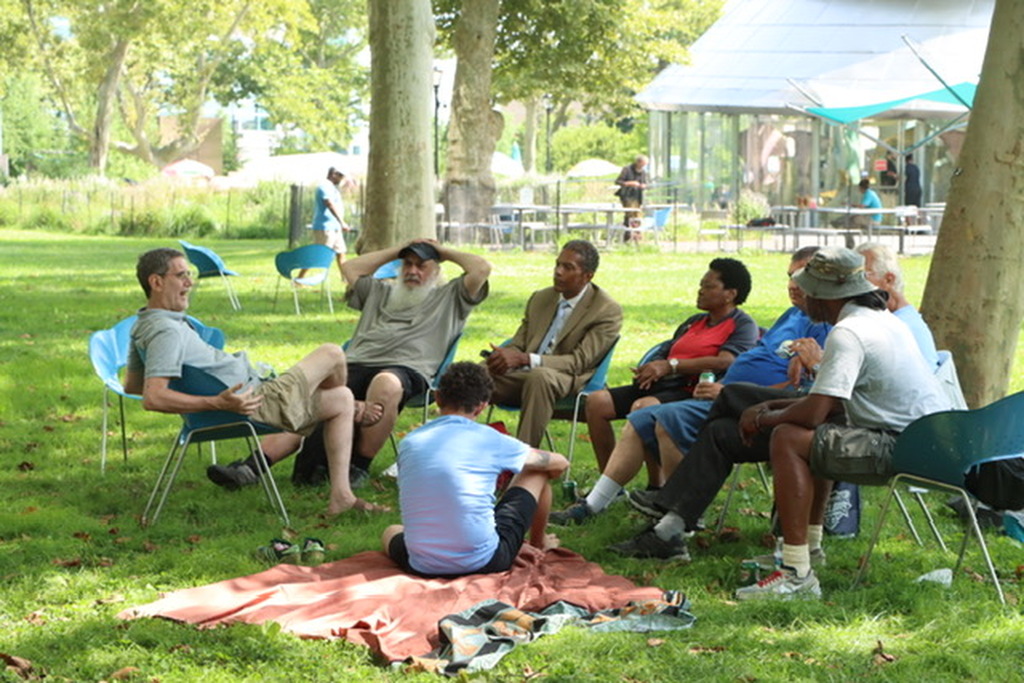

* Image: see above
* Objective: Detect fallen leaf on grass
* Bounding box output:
[24,611,46,625]
[1015,565,1024,580]
[73,531,92,541]
[647,638,665,647]
[23,442,40,452]
[96,594,125,605]
[717,527,742,543]
[168,644,192,654]
[185,535,202,545]
[964,568,986,583]
[59,414,79,423]
[101,515,118,525]
[21,507,38,515]
[760,533,777,549]
[42,425,55,433]
[521,664,546,679]
[52,557,82,568]
[871,640,896,665]
[1,652,37,679]
[17,461,35,471]
[96,557,114,567]
[141,541,159,553]
[693,536,711,550]
[689,645,726,654]
[108,665,140,680]
[113,537,133,545]
[108,528,120,535]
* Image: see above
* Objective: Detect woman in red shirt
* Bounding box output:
[584,258,758,480]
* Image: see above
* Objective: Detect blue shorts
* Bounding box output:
[627,399,714,459]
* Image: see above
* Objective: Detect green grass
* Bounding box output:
[1,229,1023,682]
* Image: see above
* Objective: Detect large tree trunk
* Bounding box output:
[89,38,130,173]
[443,0,500,225]
[361,0,435,251]
[920,0,1024,407]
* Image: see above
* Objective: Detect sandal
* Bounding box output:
[353,401,385,428]
[352,499,391,513]
[300,537,326,565]
[254,538,302,565]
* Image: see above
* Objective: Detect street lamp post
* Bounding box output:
[542,94,554,174]
[433,67,442,179]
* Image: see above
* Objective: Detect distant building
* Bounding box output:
[637,0,992,209]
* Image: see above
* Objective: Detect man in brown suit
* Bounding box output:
[486,239,623,446]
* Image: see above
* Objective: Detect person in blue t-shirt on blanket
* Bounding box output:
[550,247,830,526]
[382,362,569,577]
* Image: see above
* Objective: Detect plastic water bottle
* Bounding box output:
[699,371,715,384]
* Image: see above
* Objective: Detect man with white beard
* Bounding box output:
[339,240,491,484]
[206,239,490,493]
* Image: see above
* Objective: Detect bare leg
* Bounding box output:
[507,469,560,550]
[354,371,404,461]
[259,432,303,464]
[584,389,617,470]
[293,343,347,390]
[769,423,817,545]
[381,523,403,555]
[602,423,651,487]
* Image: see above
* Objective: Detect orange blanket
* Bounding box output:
[119,545,663,662]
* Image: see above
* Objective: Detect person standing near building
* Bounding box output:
[615,154,649,243]
[904,154,922,207]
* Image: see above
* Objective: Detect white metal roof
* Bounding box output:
[638,0,993,116]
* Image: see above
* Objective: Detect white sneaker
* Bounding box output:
[735,566,822,601]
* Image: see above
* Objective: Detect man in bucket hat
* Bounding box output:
[733,247,950,600]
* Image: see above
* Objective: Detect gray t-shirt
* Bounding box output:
[127,309,260,391]
[810,303,950,432]
[344,274,488,381]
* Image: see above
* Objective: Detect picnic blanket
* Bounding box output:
[118,545,689,668]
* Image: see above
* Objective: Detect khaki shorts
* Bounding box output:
[810,423,898,486]
[251,368,319,437]
[312,229,346,254]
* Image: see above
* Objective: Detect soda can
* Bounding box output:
[561,479,578,502]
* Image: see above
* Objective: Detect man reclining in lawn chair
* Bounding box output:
[125,247,382,515]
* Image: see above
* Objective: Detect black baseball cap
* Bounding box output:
[398,243,441,262]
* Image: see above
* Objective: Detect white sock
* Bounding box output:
[808,525,824,552]
[654,512,687,541]
[781,543,812,577]
[584,475,622,514]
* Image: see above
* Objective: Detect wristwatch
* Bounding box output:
[668,358,679,375]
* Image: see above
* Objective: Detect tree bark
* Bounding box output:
[443,0,500,225]
[362,0,435,251]
[920,0,1024,407]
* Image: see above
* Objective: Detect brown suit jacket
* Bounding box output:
[508,283,622,382]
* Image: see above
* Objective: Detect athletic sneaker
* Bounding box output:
[627,489,665,518]
[548,501,596,526]
[607,527,692,561]
[734,566,821,601]
[206,460,259,490]
[743,547,827,573]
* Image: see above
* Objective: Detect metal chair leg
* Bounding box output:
[246,431,290,527]
[909,487,947,551]
[957,494,1005,604]
[853,480,898,589]
[141,434,190,527]
[715,464,743,534]
[892,489,925,546]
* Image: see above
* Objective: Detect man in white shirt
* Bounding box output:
[734,247,950,601]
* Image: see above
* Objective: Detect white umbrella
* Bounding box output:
[162,158,215,179]
[491,151,525,178]
[566,158,621,178]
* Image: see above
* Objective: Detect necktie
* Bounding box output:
[539,301,572,355]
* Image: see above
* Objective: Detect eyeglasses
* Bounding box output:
[161,269,194,282]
